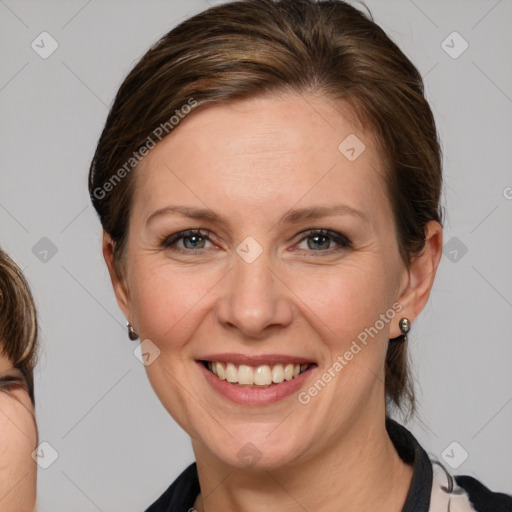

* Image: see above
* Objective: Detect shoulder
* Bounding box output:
[385,419,511,512]
[145,462,199,512]
[454,474,512,512]
[429,459,512,512]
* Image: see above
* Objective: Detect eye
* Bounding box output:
[160,228,352,255]
[160,229,215,253]
[294,229,352,253]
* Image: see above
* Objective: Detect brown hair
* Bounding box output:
[88,0,443,416]
[0,247,39,405]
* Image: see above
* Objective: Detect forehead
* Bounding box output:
[133,92,389,226]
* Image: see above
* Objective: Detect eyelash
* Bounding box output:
[160,228,352,255]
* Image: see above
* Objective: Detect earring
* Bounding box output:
[127,322,139,341]
[391,317,410,342]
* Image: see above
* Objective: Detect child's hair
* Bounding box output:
[0,247,38,404]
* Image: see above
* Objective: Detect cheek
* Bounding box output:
[129,260,220,350]
[291,258,396,343]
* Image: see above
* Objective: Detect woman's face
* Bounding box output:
[106,92,433,469]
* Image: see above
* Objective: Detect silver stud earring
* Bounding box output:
[127,322,139,341]
[398,317,410,342]
[391,317,410,342]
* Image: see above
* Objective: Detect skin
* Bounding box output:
[104,91,443,511]
[0,352,37,512]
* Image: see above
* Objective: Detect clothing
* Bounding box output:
[145,418,512,511]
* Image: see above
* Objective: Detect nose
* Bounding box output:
[215,247,294,340]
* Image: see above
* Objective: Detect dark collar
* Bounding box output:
[386,417,433,512]
[146,419,433,512]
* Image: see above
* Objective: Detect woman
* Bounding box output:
[88,0,512,510]
[0,247,38,511]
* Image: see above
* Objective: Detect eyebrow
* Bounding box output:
[145,204,368,227]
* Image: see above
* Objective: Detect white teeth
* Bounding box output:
[271,364,285,383]
[206,361,310,386]
[284,363,294,381]
[215,362,225,380]
[254,365,272,386]
[238,365,254,385]
[225,362,237,383]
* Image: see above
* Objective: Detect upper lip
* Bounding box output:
[198,353,316,366]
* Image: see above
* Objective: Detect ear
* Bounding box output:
[102,230,132,323]
[391,220,443,337]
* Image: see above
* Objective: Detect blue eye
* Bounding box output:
[161,229,213,253]
[160,228,352,255]
[295,229,352,253]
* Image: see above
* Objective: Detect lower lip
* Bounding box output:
[197,362,315,405]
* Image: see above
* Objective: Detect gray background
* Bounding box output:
[1,0,511,510]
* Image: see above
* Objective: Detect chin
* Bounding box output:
[197,422,310,471]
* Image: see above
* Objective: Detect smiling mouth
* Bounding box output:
[202,361,314,387]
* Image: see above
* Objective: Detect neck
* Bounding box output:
[192,413,414,512]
